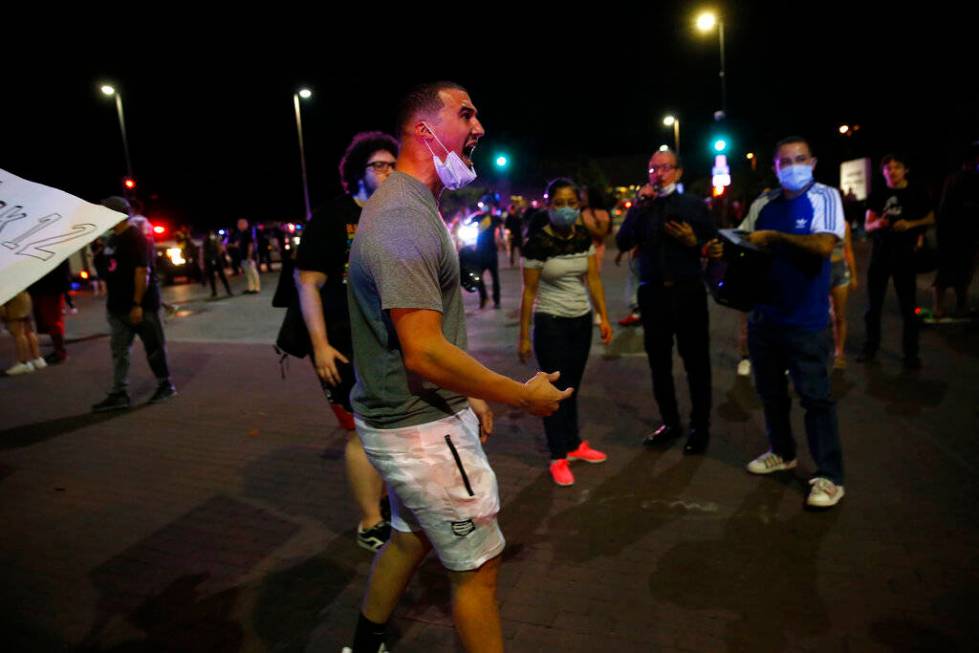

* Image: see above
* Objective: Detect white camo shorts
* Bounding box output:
[355,408,505,572]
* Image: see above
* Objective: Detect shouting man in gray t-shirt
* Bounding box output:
[344,82,571,653]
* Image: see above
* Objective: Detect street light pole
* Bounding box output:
[663,115,681,157]
[718,20,727,119]
[100,85,134,181]
[696,11,727,120]
[293,89,313,222]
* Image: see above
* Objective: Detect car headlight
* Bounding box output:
[166,247,186,266]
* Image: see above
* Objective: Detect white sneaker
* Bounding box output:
[737,358,752,376]
[746,450,797,475]
[5,361,35,376]
[31,357,48,370]
[806,477,845,508]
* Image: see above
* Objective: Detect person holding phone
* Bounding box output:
[615,148,718,454]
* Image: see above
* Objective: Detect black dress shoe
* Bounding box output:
[642,423,681,447]
[683,428,710,455]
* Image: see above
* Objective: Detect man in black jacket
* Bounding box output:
[616,149,717,454]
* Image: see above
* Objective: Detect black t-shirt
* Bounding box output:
[504,211,524,246]
[868,184,932,256]
[237,226,255,260]
[104,225,161,315]
[295,194,362,319]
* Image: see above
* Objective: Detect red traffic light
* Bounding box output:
[124,178,136,190]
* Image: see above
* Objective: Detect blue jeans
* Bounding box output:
[533,312,593,459]
[748,320,844,484]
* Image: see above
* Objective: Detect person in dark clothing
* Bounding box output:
[504,201,525,268]
[295,131,399,553]
[91,196,176,412]
[474,193,504,308]
[28,260,70,363]
[615,148,718,454]
[858,154,934,369]
[257,223,273,272]
[932,143,979,319]
[203,229,233,297]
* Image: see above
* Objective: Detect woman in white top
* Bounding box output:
[519,178,613,487]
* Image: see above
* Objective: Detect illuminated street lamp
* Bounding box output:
[696,10,727,119]
[293,87,313,221]
[99,83,134,184]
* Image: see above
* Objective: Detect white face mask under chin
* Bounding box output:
[422,122,478,190]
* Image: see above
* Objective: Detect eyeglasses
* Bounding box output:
[648,164,676,174]
[366,161,396,172]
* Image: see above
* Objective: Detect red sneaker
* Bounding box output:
[567,440,608,464]
[549,459,575,486]
[618,312,641,327]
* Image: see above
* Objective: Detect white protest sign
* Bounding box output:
[0,168,127,306]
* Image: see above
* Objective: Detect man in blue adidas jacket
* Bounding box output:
[718,136,846,509]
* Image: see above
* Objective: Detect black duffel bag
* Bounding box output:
[705,229,774,312]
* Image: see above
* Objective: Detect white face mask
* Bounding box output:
[422,122,477,190]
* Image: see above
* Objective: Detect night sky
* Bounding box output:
[6,3,976,229]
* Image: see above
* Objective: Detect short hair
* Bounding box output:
[650,148,683,169]
[544,177,579,203]
[773,136,812,160]
[395,81,468,134]
[338,131,400,193]
[100,195,132,215]
[880,153,910,169]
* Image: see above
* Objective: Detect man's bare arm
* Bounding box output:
[390,308,570,416]
[748,231,837,258]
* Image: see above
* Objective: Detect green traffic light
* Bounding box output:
[713,138,728,153]
[495,154,509,168]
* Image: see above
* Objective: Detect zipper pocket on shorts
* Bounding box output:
[444,435,475,497]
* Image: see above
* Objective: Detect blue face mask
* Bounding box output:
[548,207,579,229]
[777,164,814,192]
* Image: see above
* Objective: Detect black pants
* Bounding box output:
[108,309,170,393]
[533,312,593,459]
[205,258,232,296]
[477,255,500,307]
[638,281,712,430]
[864,250,918,358]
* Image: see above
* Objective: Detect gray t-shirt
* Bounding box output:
[348,172,470,428]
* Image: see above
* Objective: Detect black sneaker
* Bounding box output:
[357,520,391,552]
[148,382,177,404]
[44,351,68,365]
[92,392,131,413]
